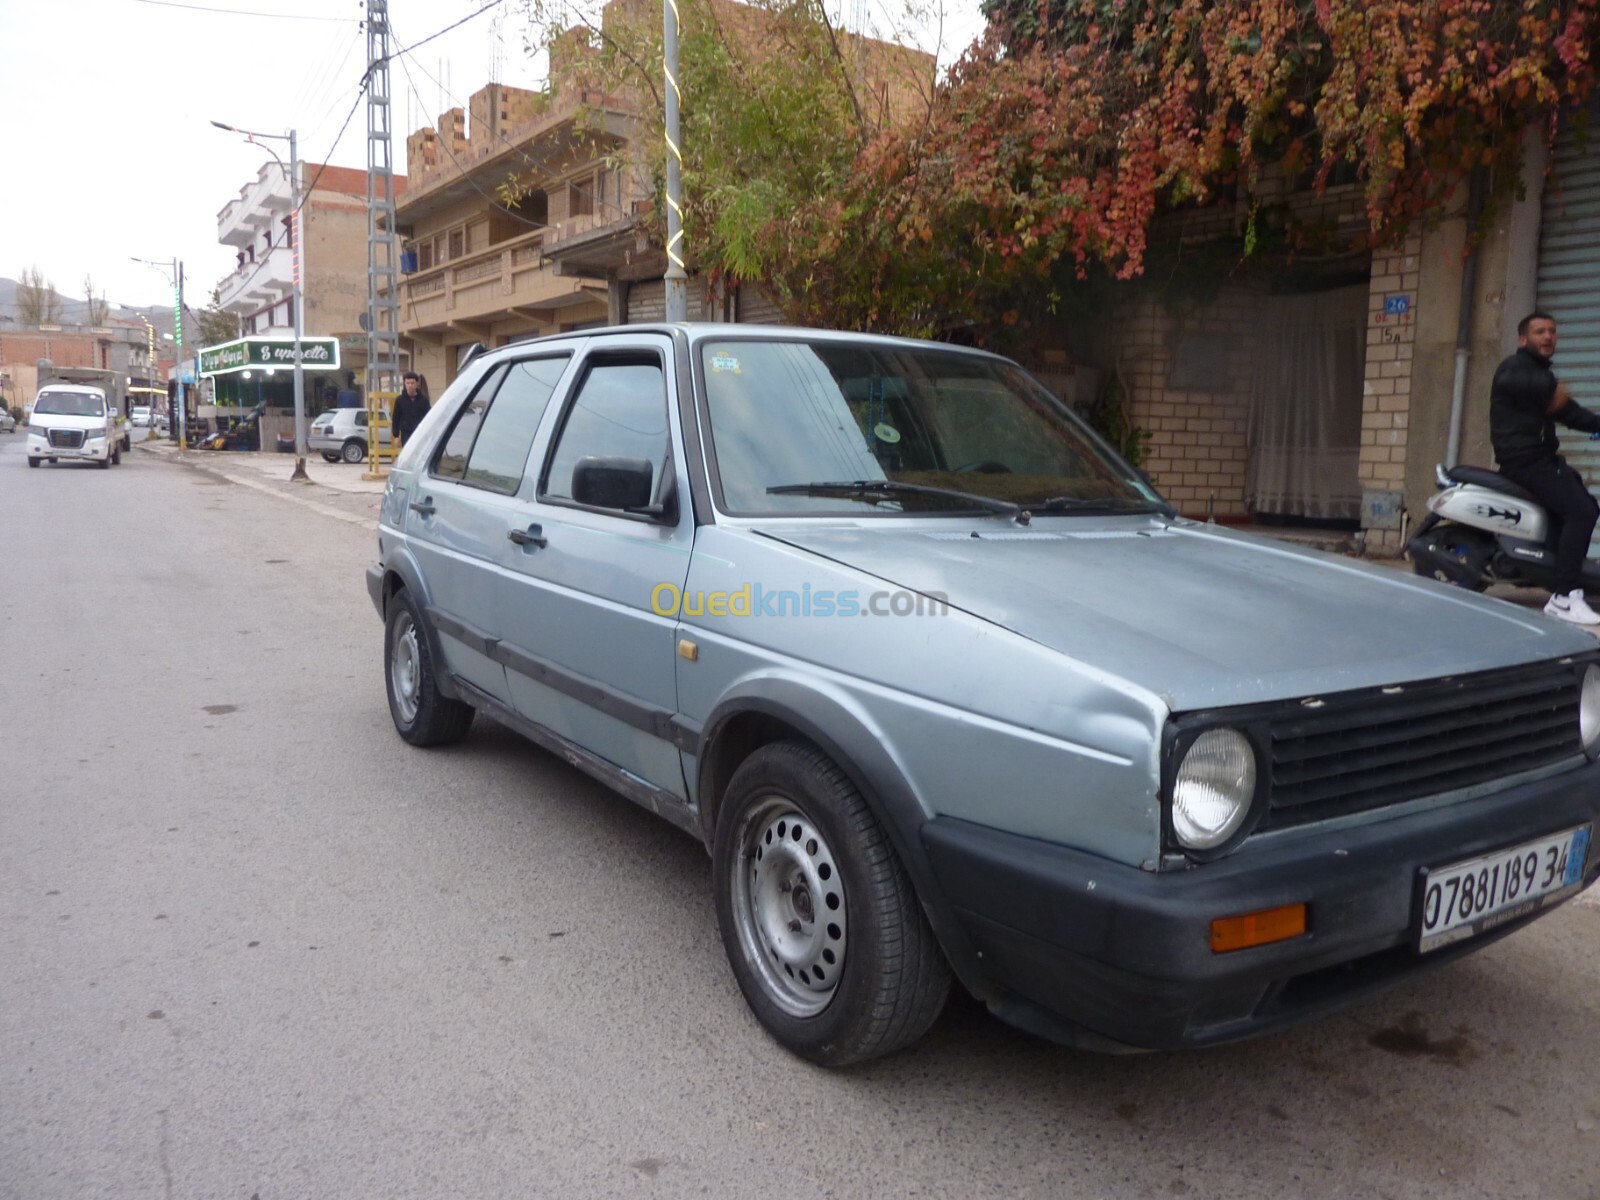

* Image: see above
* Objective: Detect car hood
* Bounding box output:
[754,518,1596,711]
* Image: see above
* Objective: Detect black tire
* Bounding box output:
[341,438,367,465]
[111,446,121,466]
[384,588,473,746]
[27,457,39,468]
[121,434,131,452]
[96,455,110,469]
[712,741,951,1066]
[321,452,341,463]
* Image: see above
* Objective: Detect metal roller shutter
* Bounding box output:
[1543,97,1600,489]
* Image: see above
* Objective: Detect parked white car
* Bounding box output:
[309,408,391,464]
[27,385,123,468]
[131,405,152,427]
[0,410,15,433]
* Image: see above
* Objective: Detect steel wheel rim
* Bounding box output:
[731,796,846,1018]
[390,613,421,725]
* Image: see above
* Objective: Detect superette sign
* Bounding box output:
[200,337,341,376]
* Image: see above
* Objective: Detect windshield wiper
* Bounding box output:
[1034,495,1174,516]
[768,480,1025,520]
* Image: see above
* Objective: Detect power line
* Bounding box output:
[131,0,355,21]
[392,0,506,58]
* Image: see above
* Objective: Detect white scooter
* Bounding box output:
[1406,460,1600,592]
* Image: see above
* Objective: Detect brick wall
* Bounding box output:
[1358,235,1422,554]
[1108,183,1430,545]
[1122,286,1260,518]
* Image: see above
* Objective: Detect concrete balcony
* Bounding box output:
[397,227,607,336]
[218,245,294,312]
[218,163,293,248]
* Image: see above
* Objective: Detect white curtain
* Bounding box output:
[1246,284,1368,520]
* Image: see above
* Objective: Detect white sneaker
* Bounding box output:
[1544,589,1600,625]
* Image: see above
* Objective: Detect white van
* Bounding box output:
[27,385,123,469]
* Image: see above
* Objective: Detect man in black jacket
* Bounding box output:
[1491,311,1600,624]
[391,371,430,448]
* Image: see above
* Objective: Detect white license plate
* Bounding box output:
[1417,824,1591,953]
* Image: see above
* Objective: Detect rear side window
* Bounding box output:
[463,357,569,494]
[431,356,569,492]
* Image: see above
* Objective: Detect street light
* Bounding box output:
[211,119,307,482]
[131,255,186,450]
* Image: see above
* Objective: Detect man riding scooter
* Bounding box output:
[1491,311,1600,625]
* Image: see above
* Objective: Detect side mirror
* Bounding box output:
[572,456,655,511]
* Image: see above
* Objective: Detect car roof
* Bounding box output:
[488,323,1009,363]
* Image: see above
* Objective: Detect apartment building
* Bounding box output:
[213,160,405,406]
[394,0,935,391]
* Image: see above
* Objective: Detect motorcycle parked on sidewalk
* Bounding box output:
[1406,454,1600,593]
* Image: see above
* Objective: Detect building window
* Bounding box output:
[569,176,594,218]
[418,242,434,271]
[448,228,465,260]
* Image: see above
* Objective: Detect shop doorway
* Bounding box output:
[1246,283,1368,526]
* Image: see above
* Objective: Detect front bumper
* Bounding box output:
[922,760,1600,1051]
[27,434,110,461]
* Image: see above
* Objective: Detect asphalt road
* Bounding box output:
[2,431,1598,1200]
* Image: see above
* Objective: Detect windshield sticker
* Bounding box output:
[710,353,742,374]
[873,423,901,444]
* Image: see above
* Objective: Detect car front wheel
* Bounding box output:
[27,457,39,468]
[384,588,474,746]
[321,452,341,463]
[341,438,367,464]
[712,741,951,1066]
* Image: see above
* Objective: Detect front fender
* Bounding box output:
[694,674,998,1003]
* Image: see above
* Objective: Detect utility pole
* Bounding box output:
[175,262,187,451]
[663,0,687,322]
[130,255,186,449]
[366,0,402,459]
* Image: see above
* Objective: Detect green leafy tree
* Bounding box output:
[195,285,239,347]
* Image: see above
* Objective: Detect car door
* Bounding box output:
[402,362,530,705]
[492,335,694,800]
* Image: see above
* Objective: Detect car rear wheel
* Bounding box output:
[342,438,367,464]
[712,741,951,1066]
[385,588,474,746]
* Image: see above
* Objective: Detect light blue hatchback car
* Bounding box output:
[369,325,1600,1065]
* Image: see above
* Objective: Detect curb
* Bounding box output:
[134,440,378,529]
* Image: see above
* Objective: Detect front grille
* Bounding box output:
[1261,659,1585,830]
[48,429,84,449]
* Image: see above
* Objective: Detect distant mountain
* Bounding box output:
[0,278,192,343]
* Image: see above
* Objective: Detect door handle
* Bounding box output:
[507,524,548,549]
[409,498,436,518]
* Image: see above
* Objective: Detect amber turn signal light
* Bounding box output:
[1209,903,1307,953]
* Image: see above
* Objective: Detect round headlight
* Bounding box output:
[1581,665,1600,756]
[1172,727,1257,851]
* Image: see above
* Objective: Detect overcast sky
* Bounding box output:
[0,0,984,317]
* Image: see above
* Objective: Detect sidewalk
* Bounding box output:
[133,434,387,527]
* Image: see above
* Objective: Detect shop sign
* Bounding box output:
[200,336,341,375]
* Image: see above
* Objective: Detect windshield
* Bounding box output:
[33,390,105,417]
[700,339,1161,516]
